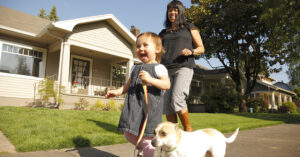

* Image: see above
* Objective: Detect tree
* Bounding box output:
[38,8,47,19]
[37,6,59,21]
[186,0,298,112]
[48,6,59,21]
[286,33,300,87]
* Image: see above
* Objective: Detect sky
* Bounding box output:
[0,0,289,83]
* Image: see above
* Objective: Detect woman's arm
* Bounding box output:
[191,29,205,56]
[180,29,205,56]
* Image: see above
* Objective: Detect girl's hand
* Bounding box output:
[139,70,153,83]
[180,48,193,56]
[105,90,120,98]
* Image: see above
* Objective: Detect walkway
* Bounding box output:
[0,123,299,157]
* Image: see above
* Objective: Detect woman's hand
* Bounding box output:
[180,48,193,56]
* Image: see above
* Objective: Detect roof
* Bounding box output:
[0,6,136,45]
[0,6,51,36]
[256,80,296,95]
[274,82,294,91]
[49,14,136,44]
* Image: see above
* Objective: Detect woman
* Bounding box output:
[159,0,205,131]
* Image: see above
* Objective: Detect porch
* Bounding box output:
[251,91,293,110]
[34,74,126,109]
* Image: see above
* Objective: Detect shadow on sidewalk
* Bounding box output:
[65,135,118,157]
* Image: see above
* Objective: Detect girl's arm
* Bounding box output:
[105,78,131,98]
[139,70,170,90]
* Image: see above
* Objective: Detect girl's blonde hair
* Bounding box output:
[136,32,165,63]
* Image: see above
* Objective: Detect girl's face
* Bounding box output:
[168,7,178,23]
[136,35,158,64]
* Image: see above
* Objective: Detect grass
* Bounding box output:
[0,106,300,152]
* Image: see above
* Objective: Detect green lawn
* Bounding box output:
[0,106,299,152]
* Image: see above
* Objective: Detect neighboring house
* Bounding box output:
[0,6,139,108]
[188,65,296,112]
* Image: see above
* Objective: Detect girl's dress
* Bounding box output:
[118,63,164,137]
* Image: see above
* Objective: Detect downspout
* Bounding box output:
[46,28,65,108]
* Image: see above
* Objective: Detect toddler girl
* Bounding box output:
[106,32,170,157]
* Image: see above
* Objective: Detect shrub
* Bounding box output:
[201,86,242,113]
[37,77,64,107]
[246,97,267,113]
[278,101,297,113]
[90,99,111,111]
[119,103,124,110]
[74,98,89,110]
[107,100,119,111]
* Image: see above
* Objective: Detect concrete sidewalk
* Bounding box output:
[1,123,300,157]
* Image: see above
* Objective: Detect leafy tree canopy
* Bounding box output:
[186,0,298,112]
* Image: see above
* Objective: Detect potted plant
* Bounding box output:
[72,81,78,93]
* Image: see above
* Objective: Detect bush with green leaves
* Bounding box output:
[201,86,242,113]
[90,99,111,111]
[74,98,89,110]
[278,101,297,113]
[38,77,64,107]
[107,100,119,111]
[246,97,268,113]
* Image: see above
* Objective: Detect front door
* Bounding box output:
[70,56,92,95]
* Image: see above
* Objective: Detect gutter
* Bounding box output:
[46,27,65,108]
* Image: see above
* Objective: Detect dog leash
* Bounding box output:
[136,81,149,146]
[134,64,150,156]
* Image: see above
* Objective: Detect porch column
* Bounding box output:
[60,43,71,88]
[278,93,282,106]
[126,59,134,81]
[271,91,275,109]
[289,96,292,102]
[284,95,287,102]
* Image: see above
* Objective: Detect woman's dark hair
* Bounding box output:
[164,0,187,29]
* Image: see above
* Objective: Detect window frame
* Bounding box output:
[0,40,47,80]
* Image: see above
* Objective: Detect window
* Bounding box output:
[111,63,126,84]
[0,43,44,77]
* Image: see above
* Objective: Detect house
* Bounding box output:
[0,6,140,109]
[188,65,297,112]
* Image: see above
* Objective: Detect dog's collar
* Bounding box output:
[162,146,177,153]
[167,147,177,152]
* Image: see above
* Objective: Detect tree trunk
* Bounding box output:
[236,82,248,113]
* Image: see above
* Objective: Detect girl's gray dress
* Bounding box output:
[118,63,164,137]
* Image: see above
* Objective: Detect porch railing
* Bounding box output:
[89,77,124,98]
[35,75,125,98]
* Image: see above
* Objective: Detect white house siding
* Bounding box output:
[0,75,41,98]
[45,51,60,77]
[0,74,42,106]
[68,22,133,59]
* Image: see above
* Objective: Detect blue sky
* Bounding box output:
[0,0,289,83]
